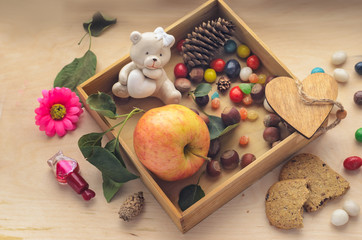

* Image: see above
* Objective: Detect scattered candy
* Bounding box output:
[239,83,252,95]
[240,66,253,82]
[211,91,220,100]
[246,55,260,70]
[210,58,226,73]
[355,128,362,142]
[239,107,248,120]
[343,156,362,170]
[343,200,360,217]
[354,90,362,105]
[331,209,349,226]
[204,68,217,83]
[239,135,249,146]
[249,73,259,83]
[211,98,220,109]
[311,67,325,74]
[242,94,253,106]
[263,99,274,112]
[331,51,347,66]
[225,59,241,78]
[247,110,258,121]
[174,63,188,78]
[47,151,95,201]
[237,44,250,58]
[229,86,244,103]
[258,74,266,84]
[333,68,349,83]
[224,39,237,53]
[355,62,362,75]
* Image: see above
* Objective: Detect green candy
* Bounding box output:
[355,128,362,142]
[239,83,252,95]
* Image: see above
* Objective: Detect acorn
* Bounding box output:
[118,191,144,221]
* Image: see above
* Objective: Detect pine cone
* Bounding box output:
[182,18,235,69]
[118,192,144,221]
[217,76,231,93]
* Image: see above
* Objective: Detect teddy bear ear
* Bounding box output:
[130,31,142,45]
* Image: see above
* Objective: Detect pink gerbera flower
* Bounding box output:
[35,87,83,137]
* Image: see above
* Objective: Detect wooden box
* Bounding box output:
[78,0,317,233]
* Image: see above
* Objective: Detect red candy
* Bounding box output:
[246,55,260,70]
[210,58,226,73]
[229,86,244,103]
[343,156,362,170]
[176,39,185,52]
[174,63,188,78]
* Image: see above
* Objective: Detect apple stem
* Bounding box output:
[187,150,211,162]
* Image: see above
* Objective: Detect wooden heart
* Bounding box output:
[265,73,338,139]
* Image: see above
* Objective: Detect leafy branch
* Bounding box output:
[78,92,143,202]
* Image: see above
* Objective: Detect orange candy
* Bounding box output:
[242,94,253,105]
[211,98,220,109]
[239,135,249,146]
[249,73,259,83]
[239,107,248,120]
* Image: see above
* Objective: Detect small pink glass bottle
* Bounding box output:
[47,151,95,201]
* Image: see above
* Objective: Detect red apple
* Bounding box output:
[133,104,210,181]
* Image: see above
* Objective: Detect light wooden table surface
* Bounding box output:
[1,0,362,239]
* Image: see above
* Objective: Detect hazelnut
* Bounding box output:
[263,127,281,143]
[220,150,239,170]
[208,138,221,158]
[206,160,221,177]
[174,78,191,93]
[263,113,281,127]
[250,83,265,103]
[195,95,209,106]
[221,106,241,126]
[189,67,204,83]
[241,153,256,168]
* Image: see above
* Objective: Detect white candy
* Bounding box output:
[333,68,349,83]
[263,98,274,112]
[331,209,349,226]
[331,51,347,65]
[343,200,360,217]
[239,67,252,82]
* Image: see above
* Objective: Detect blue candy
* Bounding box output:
[211,92,219,100]
[311,67,325,74]
[224,39,237,53]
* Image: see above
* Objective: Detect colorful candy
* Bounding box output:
[237,44,250,58]
[225,59,241,78]
[246,55,260,70]
[343,156,362,170]
[239,83,252,95]
[239,67,253,82]
[355,62,362,75]
[355,128,362,142]
[204,68,217,83]
[211,98,220,109]
[239,135,249,146]
[229,86,244,103]
[224,39,237,53]
[210,58,226,73]
[174,63,188,78]
[331,51,347,66]
[311,67,325,74]
[333,68,349,83]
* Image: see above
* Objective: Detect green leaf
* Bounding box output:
[102,174,123,202]
[78,132,104,158]
[83,12,117,37]
[54,50,97,95]
[105,138,126,167]
[86,92,117,118]
[178,184,205,211]
[207,115,240,140]
[87,146,138,183]
[193,83,212,97]
[219,122,240,138]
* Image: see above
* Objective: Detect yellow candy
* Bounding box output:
[204,68,217,83]
[258,74,266,84]
[237,44,250,59]
[247,110,258,121]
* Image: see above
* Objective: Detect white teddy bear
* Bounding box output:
[112,27,181,104]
